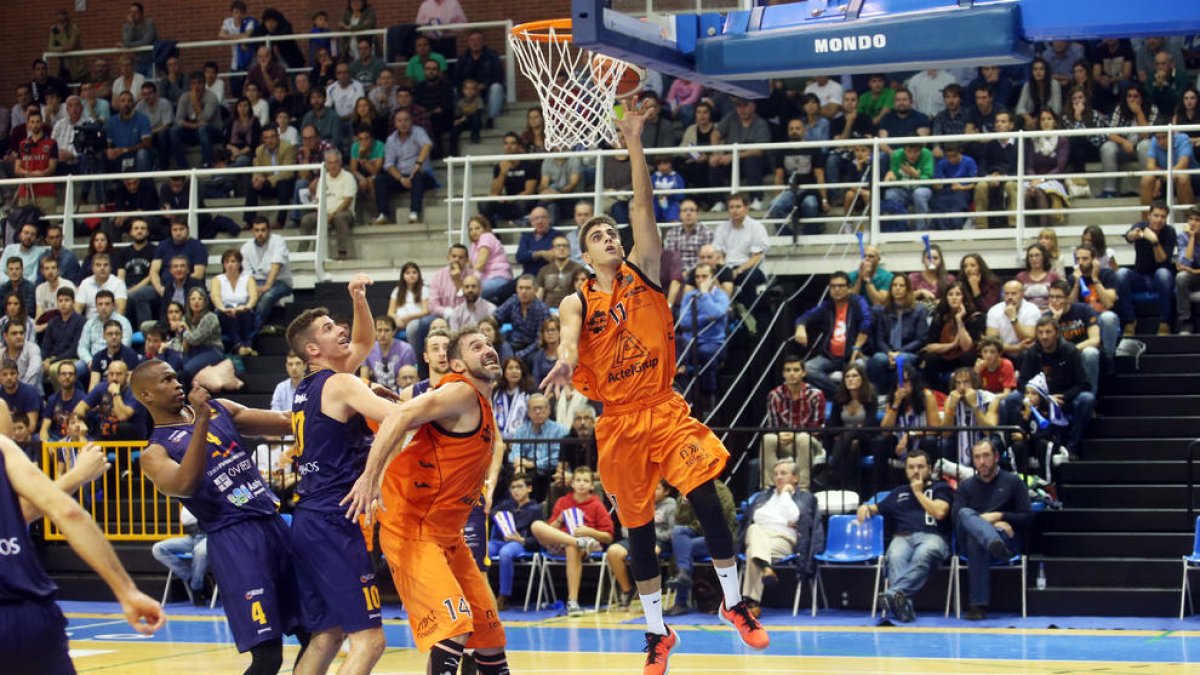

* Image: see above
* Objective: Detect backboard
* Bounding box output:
[570,0,1200,98]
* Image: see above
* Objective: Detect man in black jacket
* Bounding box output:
[953,438,1033,621]
[454,31,505,121]
[793,272,872,396]
[1003,316,1095,455]
[971,110,1018,229]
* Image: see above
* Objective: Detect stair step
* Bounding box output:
[1055,461,1200,483]
[1030,556,1181,587]
[1083,438,1197,461]
[1026,586,1181,616]
[1086,416,1200,438]
[1055,483,1200,509]
[1037,531,1192,557]
[1126,334,1200,354]
[1036,509,1192,532]
[1098,395,1200,416]
[1104,374,1200,395]
[1118,353,1200,374]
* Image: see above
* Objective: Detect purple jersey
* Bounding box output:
[0,450,57,602]
[147,400,278,533]
[291,369,373,513]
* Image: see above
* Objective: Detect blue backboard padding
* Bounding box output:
[1018,0,1200,41]
[695,3,1032,79]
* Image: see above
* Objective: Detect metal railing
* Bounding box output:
[43,22,517,105]
[444,123,1200,263]
[0,162,331,281]
[41,439,295,542]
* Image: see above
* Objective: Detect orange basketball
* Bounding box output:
[589,54,647,99]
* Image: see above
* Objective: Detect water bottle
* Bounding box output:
[840,591,849,608]
[1036,563,1047,591]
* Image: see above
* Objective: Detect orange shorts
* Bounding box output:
[381,537,505,653]
[597,391,729,528]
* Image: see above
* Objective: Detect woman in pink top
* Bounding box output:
[664,78,704,126]
[908,243,956,309]
[467,214,513,300]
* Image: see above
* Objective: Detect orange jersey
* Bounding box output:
[573,261,676,412]
[379,373,496,546]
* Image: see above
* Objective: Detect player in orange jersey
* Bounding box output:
[343,327,508,675]
[540,99,769,674]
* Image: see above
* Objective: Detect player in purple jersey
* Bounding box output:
[284,278,400,675]
[0,434,165,675]
[133,359,303,675]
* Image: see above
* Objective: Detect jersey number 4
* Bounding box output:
[251,601,267,625]
[290,411,306,457]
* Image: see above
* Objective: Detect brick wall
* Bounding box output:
[1,0,571,109]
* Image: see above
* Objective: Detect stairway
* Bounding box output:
[1030,335,1200,616]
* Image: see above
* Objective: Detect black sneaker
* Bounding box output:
[987,538,1010,560]
[892,590,915,623]
[877,592,896,618]
[965,605,987,621]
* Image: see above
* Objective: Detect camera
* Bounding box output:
[72,120,108,157]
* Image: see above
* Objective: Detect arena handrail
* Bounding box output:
[444,123,1200,263]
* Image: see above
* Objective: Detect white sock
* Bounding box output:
[641,590,667,635]
[714,564,742,608]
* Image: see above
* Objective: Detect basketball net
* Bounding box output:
[509,20,632,150]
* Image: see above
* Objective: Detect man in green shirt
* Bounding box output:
[883,144,934,231]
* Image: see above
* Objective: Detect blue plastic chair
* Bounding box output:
[946,534,1027,618]
[811,514,886,616]
[535,547,606,612]
[160,550,219,609]
[1179,516,1200,618]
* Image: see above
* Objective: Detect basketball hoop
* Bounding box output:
[509,19,643,150]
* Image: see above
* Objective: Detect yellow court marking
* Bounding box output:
[67,643,1200,675]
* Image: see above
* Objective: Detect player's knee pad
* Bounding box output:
[429,638,465,672]
[686,479,735,560]
[244,638,283,675]
[627,523,660,582]
[474,649,510,675]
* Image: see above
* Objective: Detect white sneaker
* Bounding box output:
[567,600,584,617]
[750,198,764,210]
[710,202,726,213]
[576,536,599,553]
[408,211,419,223]
[372,213,388,225]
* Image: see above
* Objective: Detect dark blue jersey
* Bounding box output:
[42,388,83,442]
[878,480,953,539]
[147,400,278,533]
[412,378,432,397]
[0,450,57,602]
[291,369,373,513]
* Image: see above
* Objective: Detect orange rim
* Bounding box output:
[511,18,573,43]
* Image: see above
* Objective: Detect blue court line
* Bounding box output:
[63,604,1200,663]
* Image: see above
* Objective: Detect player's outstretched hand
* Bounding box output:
[74,444,110,484]
[348,273,373,301]
[342,471,384,525]
[539,359,573,399]
[120,589,167,634]
[188,385,212,417]
[614,95,650,143]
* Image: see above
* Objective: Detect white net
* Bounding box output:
[508,24,632,150]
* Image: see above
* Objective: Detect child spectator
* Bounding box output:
[651,156,685,223]
[973,336,1016,396]
[449,79,487,156]
[530,466,615,617]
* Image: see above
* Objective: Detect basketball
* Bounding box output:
[589,54,646,100]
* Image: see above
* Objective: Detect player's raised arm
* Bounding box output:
[1,436,166,634]
[540,293,583,397]
[218,398,292,437]
[344,273,377,372]
[342,381,480,522]
[21,444,110,523]
[140,386,214,498]
[616,98,662,280]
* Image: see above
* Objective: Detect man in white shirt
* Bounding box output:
[985,280,1040,358]
[300,149,357,260]
[1,223,47,283]
[34,257,75,326]
[240,217,293,330]
[75,254,128,320]
[713,193,770,305]
[326,62,365,121]
[271,351,306,412]
[803,76,844,119]
[738,460,819,611]
[905,69,958,117]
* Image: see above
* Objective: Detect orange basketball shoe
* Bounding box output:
[720,600,770,650]
[642,625,679,674]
